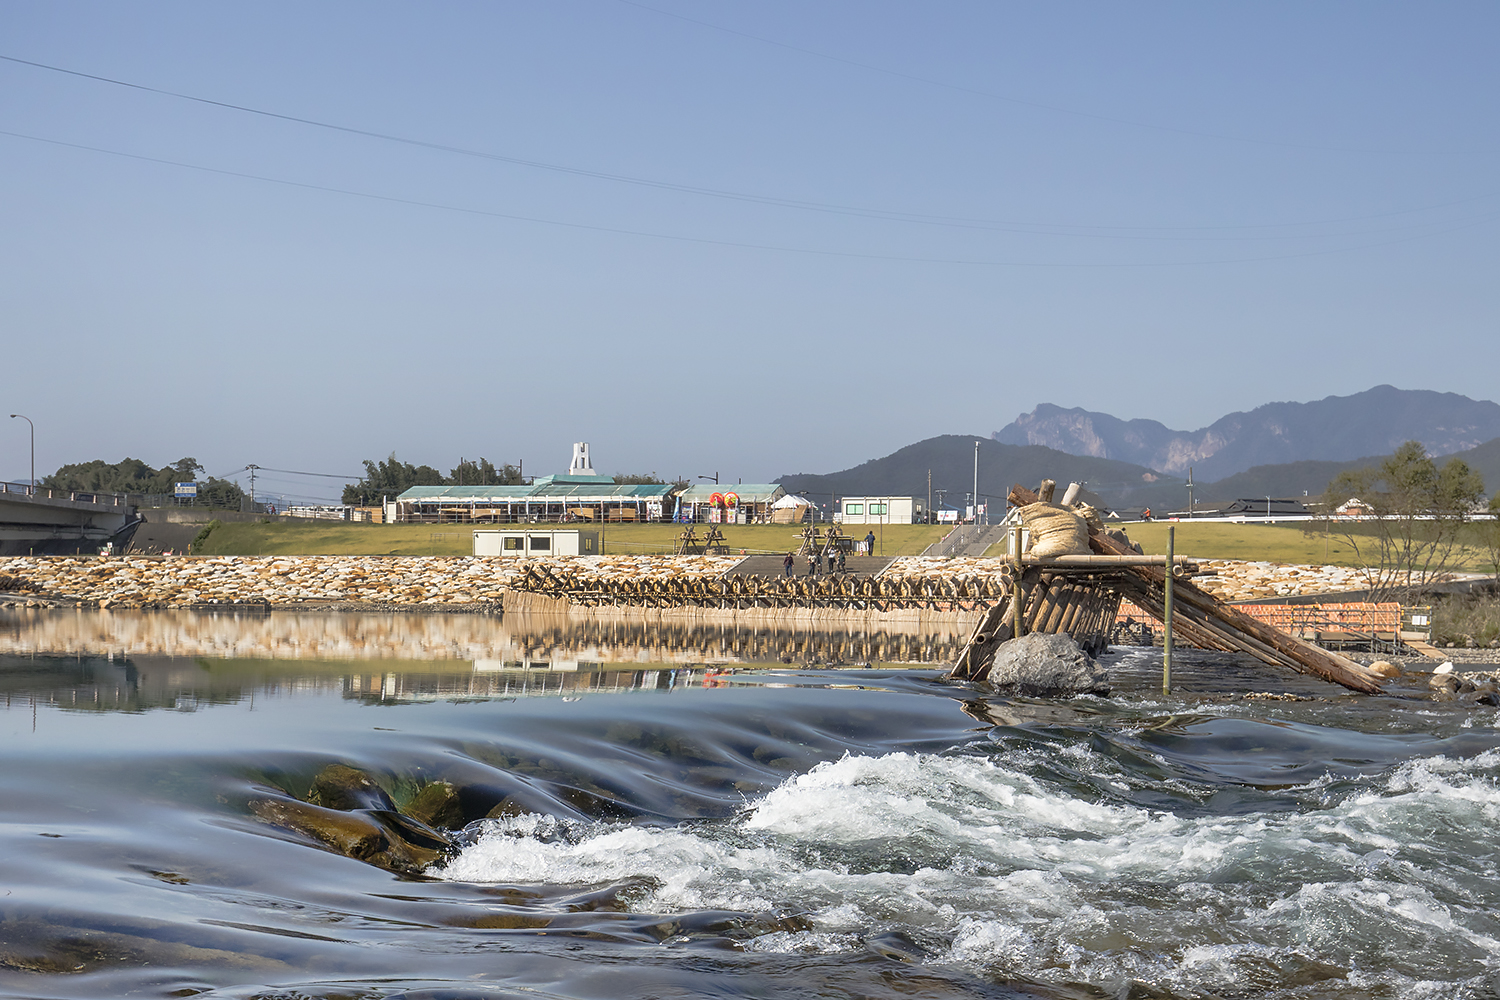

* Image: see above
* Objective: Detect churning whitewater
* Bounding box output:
[438,743,1500,996]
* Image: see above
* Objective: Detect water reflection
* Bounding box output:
[0,607,969,714]
[0,652,730,714]
[0,607,968,666]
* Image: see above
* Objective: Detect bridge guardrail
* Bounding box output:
[0,480,131,507]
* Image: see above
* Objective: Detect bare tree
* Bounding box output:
[1314,441,1484,601]
[1478,494,1500,581]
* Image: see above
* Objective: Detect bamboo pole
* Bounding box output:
[1163,526,1174,694]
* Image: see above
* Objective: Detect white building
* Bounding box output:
[473,528,599,557]
[837,496,925,524]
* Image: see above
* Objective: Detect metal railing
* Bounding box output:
[0,480,130,507]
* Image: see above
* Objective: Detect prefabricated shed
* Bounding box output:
[473,529,599,557]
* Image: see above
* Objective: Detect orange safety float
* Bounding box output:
[709,492,725,507]
[724,492,739,507]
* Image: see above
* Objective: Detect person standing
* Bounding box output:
[806,551,817,576]
[838,546,847,574]
[865,530,876,556]
[783,551,794,577]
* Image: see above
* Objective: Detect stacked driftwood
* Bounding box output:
[949,482,1386,694]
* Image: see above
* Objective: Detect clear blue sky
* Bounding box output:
[3,2,1496,503]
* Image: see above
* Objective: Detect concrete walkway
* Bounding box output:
[727,554,896,579]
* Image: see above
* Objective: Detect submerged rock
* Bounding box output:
[250,764,458,874]
[249,798,450,875]
[405,780,465,830]
[310,763,398,812]
[984,632,1109,697]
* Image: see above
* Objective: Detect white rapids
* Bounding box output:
[435,747,1500,997]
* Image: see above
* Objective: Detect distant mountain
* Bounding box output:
[776,436,1167,512]
[775,432,1500,519]
[994,386,1500,481]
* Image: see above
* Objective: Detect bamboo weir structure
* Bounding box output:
[947,483,1386,694]
[500,559,1005,627]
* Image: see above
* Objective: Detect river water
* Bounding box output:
[3,608,1499,999]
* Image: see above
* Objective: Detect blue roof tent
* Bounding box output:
[393,482,676,524]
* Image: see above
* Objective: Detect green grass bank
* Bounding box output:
[191,520,952,557]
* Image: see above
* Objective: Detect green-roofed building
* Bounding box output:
[390,442,678,524]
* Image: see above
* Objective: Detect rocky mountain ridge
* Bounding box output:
[994,386,1500,481]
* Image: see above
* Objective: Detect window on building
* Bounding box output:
[845,503,863,515]
[503,536,524,551]
[869,503,888,515]
[529,536,551,551]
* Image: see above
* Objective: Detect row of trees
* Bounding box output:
[1314,441,1496,599]
[43,457,246,508]
[341,455,524,505]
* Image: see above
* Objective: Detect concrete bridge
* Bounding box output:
[0,481,141,556]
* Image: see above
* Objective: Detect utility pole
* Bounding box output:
[1186,466,1195,518]
[973,440,980,524]
[247,465,259,510]
[9,414,33,494]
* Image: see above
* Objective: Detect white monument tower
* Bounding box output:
[568,442,595,476]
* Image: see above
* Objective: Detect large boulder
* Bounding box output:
[985,632,1109,696]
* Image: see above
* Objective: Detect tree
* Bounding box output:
[1478,494,1500,581]
[43,456,245,508]
[1315,441,1485,600]
[342,454,446,505]
[612,472,691,488]
[448,457,523,486]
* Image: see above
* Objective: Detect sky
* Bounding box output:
[2,2,1496,504]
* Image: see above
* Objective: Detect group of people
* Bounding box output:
[779,530,876,578]
[784,548,845,577]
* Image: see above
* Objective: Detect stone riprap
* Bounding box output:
[0,553,1404,610]
[1192,560,1376,601]
[0,555,741,609]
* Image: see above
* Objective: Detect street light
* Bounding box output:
[9,414,33,494]
[698,473,718,484]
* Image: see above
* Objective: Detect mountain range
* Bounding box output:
[993,385,1500,482]
[778,387,1500,513]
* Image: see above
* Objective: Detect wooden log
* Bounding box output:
[1024,574,1054,631]
[1057,587,1085,634]
[1040,581,1072,633]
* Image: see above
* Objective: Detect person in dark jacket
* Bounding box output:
[783,551,794,577]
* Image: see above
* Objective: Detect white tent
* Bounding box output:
[770,493,813,523]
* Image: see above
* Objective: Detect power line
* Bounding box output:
[3,52,1494,238]
[253,465,364,480]
[6,128,1496,268]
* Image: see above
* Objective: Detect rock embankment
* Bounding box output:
[0,555,741,609]
[1192,560,1375,601]
[0,553,1420,610]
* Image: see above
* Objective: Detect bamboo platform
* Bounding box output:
[947,483,1387,694]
